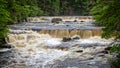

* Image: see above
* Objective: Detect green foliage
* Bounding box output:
[91,0,120,68]
[91,0,120,40]
[60,0,92,15]
[110,44,120,54]
[0,0,44,45]
[109,57,120,68]
[7,0,44,23]
[109,44,120,68]
[0,0,10,45]
[37,0,95,16]
[0,0,97,46]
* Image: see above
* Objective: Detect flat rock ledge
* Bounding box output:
[45,58,110,68]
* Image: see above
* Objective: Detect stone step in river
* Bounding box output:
[10,21,102,39]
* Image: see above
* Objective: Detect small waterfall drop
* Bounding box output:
[6,30,69,68]
[2,29,113,68]
[39,29,102,38]
[0,16,113,68]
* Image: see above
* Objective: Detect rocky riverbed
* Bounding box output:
[45,46,112,68]
[0,46,113,68]
[0,20,114,68]
[0,30,114,68]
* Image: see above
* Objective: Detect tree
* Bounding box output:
[7,0,43,23]
[0,0,44,45]
[91,0,120,68]
[37,0,60,16]
[0,0,10,45]
[37,0,94,16]
[91,0,120,40]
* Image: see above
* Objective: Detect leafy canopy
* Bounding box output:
[91,0,120,41]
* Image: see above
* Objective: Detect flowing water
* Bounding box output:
[1,30,69,68]
[0,17,113,68]
[39,29,102,38]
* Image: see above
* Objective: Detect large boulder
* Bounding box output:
[62,37,71,42]
[51,18,62,23]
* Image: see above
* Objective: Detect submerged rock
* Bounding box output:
[62,37,71,42]
[99,50,109,54]
[71,35,80,40]
[73,20,77,22]
[80,20,85,22]
[75,50,83,53]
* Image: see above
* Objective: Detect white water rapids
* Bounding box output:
[6,30,68,68]
[3,30,113,68]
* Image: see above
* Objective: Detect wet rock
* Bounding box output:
[98,54,105,57]
[71,36,80,40]
[0,44,12,48]
[56,46,68,51]
[66,25,69,26]
[80,20,85,22]
[51,18,62,23]
[104,47,112,51]
[45,58,110,68]
[88,57,94,60]
[73,20,77,22]
[99,50,109,54]
[62,37,71,42]
[72,37,80,40]
[11,60,17,63]
[65,21,72,22]
[75,50,83,53]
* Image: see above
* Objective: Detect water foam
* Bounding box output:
[77,36,113,46]
[7,30,69,68]
[6,30,113,68]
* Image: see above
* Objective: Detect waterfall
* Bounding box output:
[39,29,102,38]
[1,16,113,68]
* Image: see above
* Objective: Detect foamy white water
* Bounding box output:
[6,30,69,68]
[5,30,113,68]
[77,36,113,46]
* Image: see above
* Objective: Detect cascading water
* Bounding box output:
[4,30,113,68]
[2,30,69,68]
[39,29,102,38]
[0,16,113,68]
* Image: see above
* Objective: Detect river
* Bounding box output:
[0,16,114,68]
